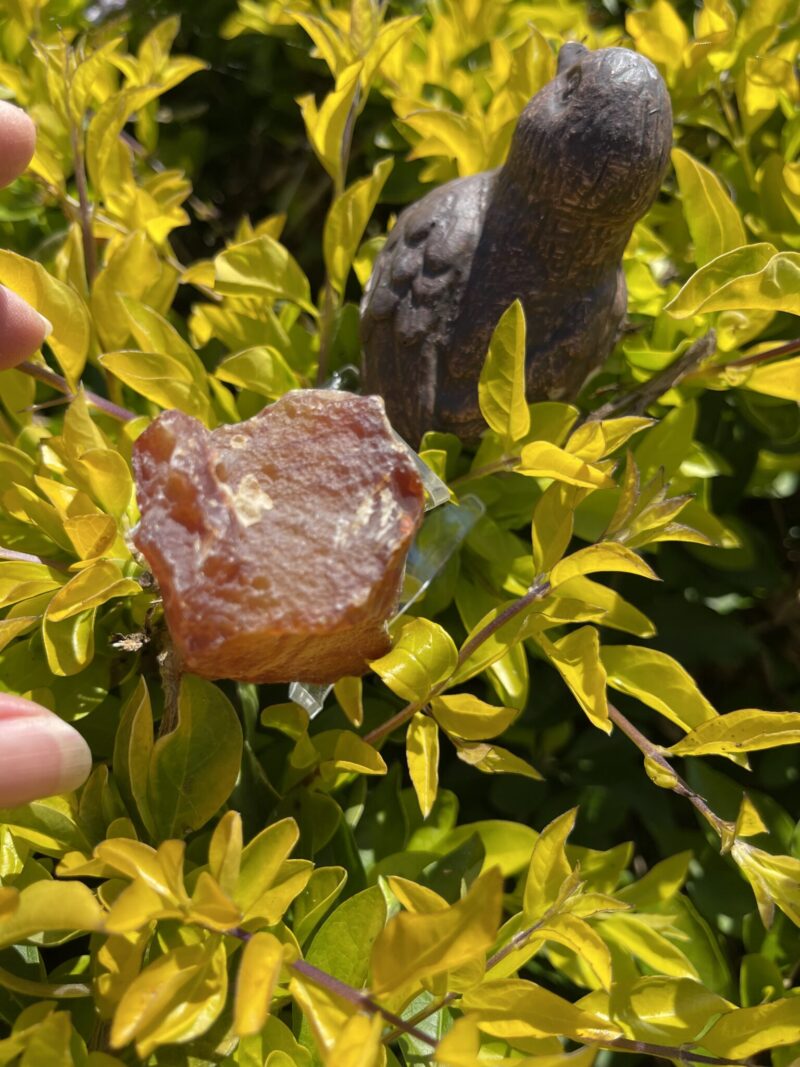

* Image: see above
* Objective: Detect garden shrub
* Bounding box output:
[0,0,798,1065]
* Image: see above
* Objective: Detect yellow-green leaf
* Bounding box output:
[0,251,90,388]
[668,709,800,756]
[703,996,800,1058]
[215,346,300,400]
[45,560,141,622]
[666,244,800,318]
[100,351,210,421]
[0,881,103,949]
[517,441,614,489]
[454,740,542,781]
[430,693,518,741]
[324,158,393,295]
[110,939,228,1058]
[550,543,659,588]
[406,712,439,818]
[370,868,503,994]
[601,646,717,733]
[297,61,362,185]
[541,627,609,733]
[233,932,284,1037]
[478,300,530,445]
[671,148,747,266]
[523,809,576,922]
[327,1012,384,1067]
[461,978,620,1042]
[743,356,800,401]
[214,235,315,314]
[370,618,457,702]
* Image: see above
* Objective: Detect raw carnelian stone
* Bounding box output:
[132,391,425,683]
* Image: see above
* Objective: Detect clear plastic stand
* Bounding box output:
[288,439,484,717]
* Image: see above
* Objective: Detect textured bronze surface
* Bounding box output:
[132,391,425,683]
[361,44,673,444]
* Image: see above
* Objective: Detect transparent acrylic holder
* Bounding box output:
[288,447,484,718]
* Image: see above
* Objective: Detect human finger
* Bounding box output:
[0,694,92,808]
[0,284,51,369]
[0,99,36,187]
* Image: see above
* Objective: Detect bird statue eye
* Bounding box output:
[562,65,583,99]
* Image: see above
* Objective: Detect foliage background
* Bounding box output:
[0,0,798,1065]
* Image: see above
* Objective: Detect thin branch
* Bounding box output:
[316,82,362,386]
[65,51,97,285]
[608,703,731,839]
[363,578,551,748]
[450,456,518,488]
[589,331,717,421]
[455,577,550,671]
[605,1036,754,1067]
[0,546,71,571]
[17,361,137,422]
[227,927,435,1048]
[719,337,800,371]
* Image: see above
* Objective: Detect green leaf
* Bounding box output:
[324,158,393,295]
[292,867,348,946]
[298,886,386,1052]
[370,618,458,702]
[668,709,800,756]
[671,148,747,266]
[214,234,316,314]
[147,676,243,839]
[478,300,530,445]
[407,712,439,818]
[112,678,156,837]
[666,244,800,318]
[42,608,96,676]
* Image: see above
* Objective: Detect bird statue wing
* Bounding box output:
[360,171,494,445]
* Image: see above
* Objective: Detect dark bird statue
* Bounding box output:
[360,44,673,445]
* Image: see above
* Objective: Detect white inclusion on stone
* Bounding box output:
[232,472,274,527]
[229,434,248,449]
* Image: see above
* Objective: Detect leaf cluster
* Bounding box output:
[0,1,798,1066]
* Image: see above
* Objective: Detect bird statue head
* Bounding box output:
[508,43,673,226]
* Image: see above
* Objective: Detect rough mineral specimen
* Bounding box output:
[132,391,425,683]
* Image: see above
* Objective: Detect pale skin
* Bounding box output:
[0,101,92,806]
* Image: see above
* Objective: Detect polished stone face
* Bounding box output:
[360,44,673,445]
[132,391,425,683]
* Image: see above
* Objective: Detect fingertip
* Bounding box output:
[0,695,92,808]
[0,100,36,187]
[0,285,52,370]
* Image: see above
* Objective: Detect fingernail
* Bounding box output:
[0,695,92,808]
[37,312,53,339]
